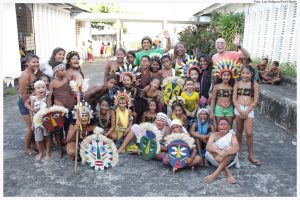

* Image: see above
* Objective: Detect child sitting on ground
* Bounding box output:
[142,100,158,123]
[261,61,282,85]
[190,108,215,166]
[25,80,50,160]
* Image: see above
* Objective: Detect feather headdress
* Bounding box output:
[213,58,240,79]
[118,62,140,82]
[114,89,132,108]
[176,55,199,78]
[71,101,93,121]
[168,96,186,107]
[80,126,119,170]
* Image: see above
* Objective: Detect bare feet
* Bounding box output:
[204,159,210,167]
[198,159,204,167]
[117,149,125,154]
[24,149,36,156]
[204,174,217,184]
[36,153,43,161]
[45,154,51,161]
[248,156,261,166]
[172,167,178,173]
[57,149,63,159]
[226,175,237,184]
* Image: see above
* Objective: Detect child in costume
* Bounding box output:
[210,59,239,129]
[233,64,260,166]
[162,119,201,172]
[169,96,188,130]
[25,80,50,160]
[97,96,117,141]
[142,99,158,123]
[186,65,201,93]
[114,90,134,141]
[66,101,97,160]
[48,61,76,158]
[190,108,215,166]
[143,77,162,111]
[161,54,175,79]
[65,51,85,83]
[181,78,200,131]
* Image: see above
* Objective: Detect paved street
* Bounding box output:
[3,57,297,197]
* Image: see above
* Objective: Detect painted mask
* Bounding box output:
[163,82,182,105]
[167,139,191,169]
[42,112,65,131]
[81,139,113,171]
[139,130,158,160]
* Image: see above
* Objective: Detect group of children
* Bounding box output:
[18,45,261,184]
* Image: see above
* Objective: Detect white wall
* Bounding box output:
[3,3,21,84]
[213,3,297,64]
[33,4,76,63]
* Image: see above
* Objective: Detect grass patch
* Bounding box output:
[4,87,18,96]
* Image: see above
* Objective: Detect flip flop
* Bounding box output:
[24,150,37,156]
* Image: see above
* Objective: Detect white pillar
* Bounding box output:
[3,3,21,86]
[116,19,120,49]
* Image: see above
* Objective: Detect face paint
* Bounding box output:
[167,139,191,169]
[42,112,65,131]
[139,130,158,160]
[81,139,113,171]
[163,82,182,105]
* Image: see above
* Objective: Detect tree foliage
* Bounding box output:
[178,11,245,56]
[89,3,121,30]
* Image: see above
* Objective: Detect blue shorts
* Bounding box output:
[17,96,29,115]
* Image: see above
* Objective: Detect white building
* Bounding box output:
[3,3,88,86]
[194,3,297,64]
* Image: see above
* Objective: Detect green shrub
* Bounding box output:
[280,62,297,77]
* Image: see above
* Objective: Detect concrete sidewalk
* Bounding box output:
[3,58,297,197]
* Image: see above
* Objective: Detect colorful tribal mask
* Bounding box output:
[162,77,184,105]
[80,127,119,171]
[42,112,65,131]
[167,139,191,169]
[33,105,69,131]
[139,130,158,160]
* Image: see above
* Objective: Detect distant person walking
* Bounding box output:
[100,42,106,58]
[105,42,113,58]
[87,45,94,63]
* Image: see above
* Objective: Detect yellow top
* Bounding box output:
[181,91,200,113]
[115,107,129,139]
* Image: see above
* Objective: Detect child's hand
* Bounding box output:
[186,157,192,164]
[209,112,214,120]
[31,124,35,131]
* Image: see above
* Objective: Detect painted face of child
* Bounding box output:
[173,105,183,116]
[81,113,90,126]
[151,61,160,72]
[70,55,80,68]
[171,124,182,133]
[100,100,110,114]
[190,70,199,81]
[39,76,50,89]
[123,75,132,88]
[198,111,208,124]
[118,99,128,109]
[127,54,135,64]
[162,58,171,69]
[55,50,65,62]
[221,71,231,83]
[218,120,229,134]
[35,84,46,98]
[241,68,252,82]
[150,79,160,89]
[185,80,195,92]
[149,101,157,111]
[27,58,40,72]
[107,78,117,89]
[116,50,125,63]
